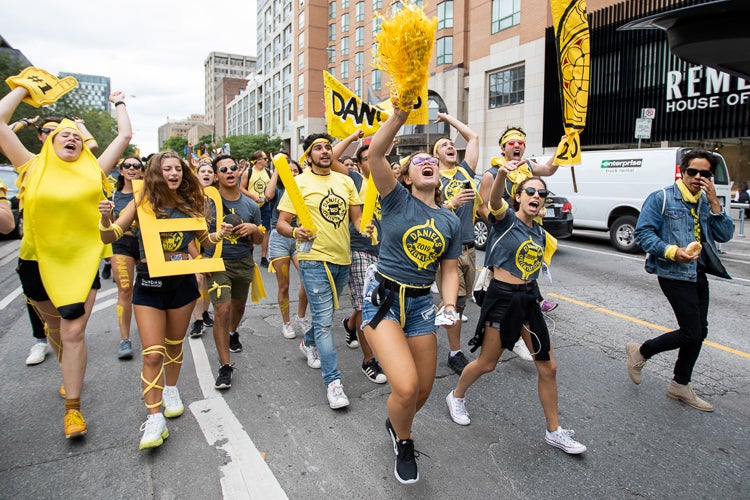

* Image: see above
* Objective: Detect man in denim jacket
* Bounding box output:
[626,149,734,412]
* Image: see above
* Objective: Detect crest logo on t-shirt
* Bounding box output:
[402,218,446,270]
[445,177,466,201]
[320,188,347,228]
[253,178,266,196]
[223,211,244,245]
[161,232,184,252]
[515,236,543,279]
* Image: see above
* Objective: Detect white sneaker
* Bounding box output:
[545,426,586,454]
[26,342,49,365]
[299,340,321,369]
[162,386,184,418]
[282,322,296,339]
[461,314,468,322]
[446,390,471,425]
[139,413,169,450]
[513,339,533,361]
[326,379,350,409]
[295,315,311,335]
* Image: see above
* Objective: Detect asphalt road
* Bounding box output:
[0,225,748,499]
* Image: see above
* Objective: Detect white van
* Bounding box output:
[537,148,732,252]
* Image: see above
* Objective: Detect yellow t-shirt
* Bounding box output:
[277,169,361,265]
[247,167,271,207]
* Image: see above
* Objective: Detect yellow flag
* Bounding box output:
[550,0,590,165]
[323,71,428,140]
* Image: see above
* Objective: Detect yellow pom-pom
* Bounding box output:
[373,1,437,111]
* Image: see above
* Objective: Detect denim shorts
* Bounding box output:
[268,229,297,260]
[361,266,437,337]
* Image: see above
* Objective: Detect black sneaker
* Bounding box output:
[448,351,470,375]
[101,262,112,280]
[362,358,387,384]
[394,439,420,484]
[229,332,243,353]
[189,320,204,338]
[202,310,214,327]
[214,364,234,389]
[260,257,270,268]
[342,318,359,348]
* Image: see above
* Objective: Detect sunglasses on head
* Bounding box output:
[411,156,438,166]
[685,167,713,179]
[122,162,142,170]
[219,164,239,173]
[522,187,549,198]
[506,140,525,147]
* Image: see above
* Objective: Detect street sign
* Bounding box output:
[635,118,652,139]
[641,107,656,119]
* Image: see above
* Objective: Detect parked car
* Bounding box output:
[473,189,573,251]
[0,165,22,238]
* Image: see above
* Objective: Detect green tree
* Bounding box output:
[161,135,188,154]
[0,54,44,160]
[224,134,283,160]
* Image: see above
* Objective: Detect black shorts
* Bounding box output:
[16,258,101,320]
[260,203,272,229]
[111,234,140,259]
[132,271,199,310]
[468,279,551,361]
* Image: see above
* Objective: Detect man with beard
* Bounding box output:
[431,113,479,375]
[204,155,263,390]
[276,133,362,409]
[478,127,561,329]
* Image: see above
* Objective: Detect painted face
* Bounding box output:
[503,138,526,161]
[197,164,215,187]
[215,158,239,187]
[161,157,183,190]
[52,129,83,161]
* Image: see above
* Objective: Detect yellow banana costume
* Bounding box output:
[16,119,112,316]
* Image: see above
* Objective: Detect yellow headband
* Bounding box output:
[432,138,450,156]
[299,138,332,165]
[500,129,526,146]
[40,121,60,132]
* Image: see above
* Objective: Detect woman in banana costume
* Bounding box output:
[0,74,132,440]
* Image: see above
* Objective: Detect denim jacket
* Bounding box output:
[635,184,734,281]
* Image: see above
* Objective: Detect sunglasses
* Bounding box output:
[523,187,549,198]
[218,164,239,173]
[122,162,142,170]
[506,140,525,147]
[40,127,54,134]
[411,156,439,166]
[685,167,713,179]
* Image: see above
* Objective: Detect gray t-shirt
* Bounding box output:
[486,206,546,281]
[376,183,461,286]
[439,159,476,244]
[205,193,261,260]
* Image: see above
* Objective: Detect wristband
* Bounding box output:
[98,220,113,231]
[84,137,96,143]
[114,101,126,107]
[292,227,298,239]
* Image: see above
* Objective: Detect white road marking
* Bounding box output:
[188,337,287,499]
[91,298,117,313]
[0,285,22,309]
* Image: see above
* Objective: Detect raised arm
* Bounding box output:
[489,164,510,221]
[264,167,279,200]
[97,91,133,174]
[74,118,99,153]
[0,88,35,167]
[434,112,479,170]
[369,108,409,197]
[331,129,364,175]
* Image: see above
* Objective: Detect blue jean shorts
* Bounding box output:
[361,265,437,337]
[268,229,297,260]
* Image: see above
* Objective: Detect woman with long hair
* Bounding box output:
[188,159,217,337]
[99,150,230,450]
[445,167,587,455]
[0,77,131,439]
[363,107,462,484]
[109,156,144,360]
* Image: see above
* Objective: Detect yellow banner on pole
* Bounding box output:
[323,71,427,140]
[550,0,590,165]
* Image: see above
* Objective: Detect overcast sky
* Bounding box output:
[3,1,258,154]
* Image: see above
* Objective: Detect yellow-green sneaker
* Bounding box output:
[139,413,169,450]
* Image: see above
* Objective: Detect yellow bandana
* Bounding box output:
[489,156,533,198]
[500,129,525,146]
[676,179,703,242]
[299,138,332,166]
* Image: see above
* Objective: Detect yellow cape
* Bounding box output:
[16,119,110,308]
